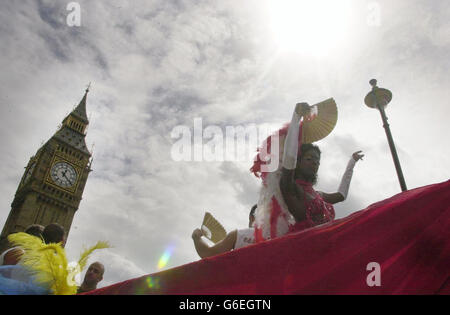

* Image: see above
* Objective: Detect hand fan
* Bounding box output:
[301,98,338,144]
[201,212,227,244]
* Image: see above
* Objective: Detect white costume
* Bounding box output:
[234,228,255,249]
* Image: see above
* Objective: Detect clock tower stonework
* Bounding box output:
[0,88,93,251]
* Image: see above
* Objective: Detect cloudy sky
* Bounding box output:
[0,0,449,288]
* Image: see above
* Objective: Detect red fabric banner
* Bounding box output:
[85,180,450,295]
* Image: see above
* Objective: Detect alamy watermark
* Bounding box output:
[170,118,280,172]
[66,2,81,27]
[367,2,381,27]
[64,2,380,28]
[366,262,381,287]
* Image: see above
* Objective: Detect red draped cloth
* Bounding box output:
[85,180,450,295]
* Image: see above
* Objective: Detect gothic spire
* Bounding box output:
[55,85,92,156]
[71,83,90,124]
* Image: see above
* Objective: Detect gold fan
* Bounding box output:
[301,98,338,144]
[201,212,227,244]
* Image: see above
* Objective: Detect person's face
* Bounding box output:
[84,263,104,285]
[297,149,320,180]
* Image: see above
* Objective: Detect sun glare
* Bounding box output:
[267,0,353,56]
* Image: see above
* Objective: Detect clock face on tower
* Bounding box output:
[50,162,78,188]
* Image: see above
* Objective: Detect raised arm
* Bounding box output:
[279,103,310,222]
[319,151,364,204]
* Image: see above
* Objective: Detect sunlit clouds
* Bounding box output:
[267,0,355,56]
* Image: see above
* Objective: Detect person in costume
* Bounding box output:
[0,224,44,266]
[191,101,363,257]
[0,230,109,295]
[192,205,257,258]
[251,102,363,241]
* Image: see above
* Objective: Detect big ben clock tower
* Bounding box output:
[0,87,93,251]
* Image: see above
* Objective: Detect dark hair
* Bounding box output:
[42,223,65,244]
[299,143,321,160]
[25,224,44,238]
[250,204,257,217]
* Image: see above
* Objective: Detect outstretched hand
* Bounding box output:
[352,150,364,162]
[192,228,204,240]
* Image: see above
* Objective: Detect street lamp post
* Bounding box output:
[364,79,408,192]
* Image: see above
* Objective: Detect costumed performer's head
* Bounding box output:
[295,143,321,185]
[42,223,66,247]
[25,224,44,239]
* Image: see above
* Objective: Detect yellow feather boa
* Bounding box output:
[8,233,110,295]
